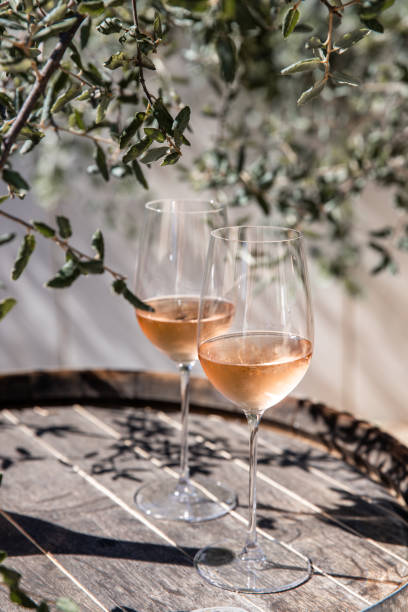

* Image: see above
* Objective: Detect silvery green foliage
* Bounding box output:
[0,0,407,317]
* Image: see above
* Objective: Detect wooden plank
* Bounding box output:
[6,405,386,611]
[0,413,266,612]
[79,404,408,604]
[0,515,97,612]
[1,369,408,505]
[364,581,408,610]
[185,411,408,595]
[192,411,408,549]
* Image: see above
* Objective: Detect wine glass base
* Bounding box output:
[194,538,312,594]
[135,478,237,522]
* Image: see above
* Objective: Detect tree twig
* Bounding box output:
[131,0,179,152]
[319,0,343,18]
[59,66,97,91]
[324,8,335,81]
[131,0,155,108]
[0,209,126,280]
[0,14,85,171]
[49,124,116,146]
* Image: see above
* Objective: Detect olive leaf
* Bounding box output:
[32,221,56,238]
[56,216,72,239]
[3,169,30,192]
[51,82,82,113]
[78,0,105,17]
[331,71,360,87]
[78,259,104,274]
[140,146,169,164]
[0,59,32,73]
[153,99,174,134]
[216,34,236,83]
[111,278,126,294]
[361,18,384,33]
[161,151,181,166]
[173,106,191,147]
[335,28,370,53]
[91,229,104,260]
[95,95,110,124]
[123,137,152,162]
[97,17,123,35]
[360,0,394,19]
[281,58,322,75]
[104,51,129,70]
[173,106,191,135]
[46,258,80,288]
[0,298,17,320]
[33,18,78,43]
[94,145,109,181]
[0,92,15,113]
[80,18,92,48]
[41,4,68,26]
[283,7,300,39]
[112,279,154,311]
[297,78,326,105]
[0,233,16,246]
[144,128,166,143]
[11,234,36,280]
[131,160,149,189]
[0,563,36,607]
[139,54,156,70]
[154,12,162,38]
[120,113,145,149]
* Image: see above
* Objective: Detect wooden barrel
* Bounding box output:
[0,369,407,611]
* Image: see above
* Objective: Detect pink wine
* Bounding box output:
[199,332,312,413]
[136,296,234,364]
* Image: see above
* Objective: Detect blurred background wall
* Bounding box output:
[1,179,407,439]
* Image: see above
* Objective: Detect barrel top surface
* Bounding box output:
[0,368,407,611]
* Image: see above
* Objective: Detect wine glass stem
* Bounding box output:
[242,413,264,562]
[178,363,192,485]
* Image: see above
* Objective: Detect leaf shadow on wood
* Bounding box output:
[252,504,404,589]
[317,488,408,548]
[249,448,408,549]
[257,447,341,471]
[30,423,107,440]
[0,445,45,471]
[0,419,47,472]
[0,512,197,566]
[88,410,237,482]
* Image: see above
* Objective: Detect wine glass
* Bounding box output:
[195,225,314,592]
[134,199,237,521]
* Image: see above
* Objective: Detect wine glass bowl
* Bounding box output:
[136,295,234,366]
[133,199,237,522]
[195,225,313,592]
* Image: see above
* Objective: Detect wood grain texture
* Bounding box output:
[1,369,408,504]
[1,369,408,611]
[3,406,366,612]
[0,420,261,612]
[82,405,408,602]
